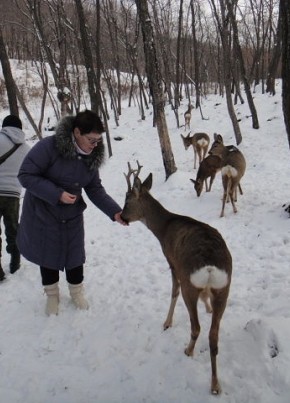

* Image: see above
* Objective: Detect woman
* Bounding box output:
[17,110,127,315]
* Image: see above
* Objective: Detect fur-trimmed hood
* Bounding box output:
[54,115,105,170]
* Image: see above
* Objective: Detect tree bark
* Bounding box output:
[266,4,282,95]
[74,0,98,112]
[190,0,201,109]
[226,0,259,129]
[0,26,19,116]
[135,0,177,180]
[281,0,290,148]
[174,0,183,112]
[211,0,242,144]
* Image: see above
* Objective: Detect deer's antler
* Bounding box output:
[123,161,143,192]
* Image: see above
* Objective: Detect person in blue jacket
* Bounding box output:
[17,110,127,315]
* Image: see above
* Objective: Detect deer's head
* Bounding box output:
[121,161,152,224]
[180,132,192,149]
[209,133,224,156]
[190,178,203,197]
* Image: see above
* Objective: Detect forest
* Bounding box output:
[0,0,290,178]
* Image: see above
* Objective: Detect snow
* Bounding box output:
[1,75,290,403]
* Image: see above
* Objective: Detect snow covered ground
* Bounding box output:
[1,74,290,402]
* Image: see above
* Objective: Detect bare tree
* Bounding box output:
[135,0,177,180]
[190,0,201,109]
[0,24,42,138]
[281,0,290,147]
[174,0,184,114]
[74,0,99,112]
[0,26,19,116]
[210,0,242,145]
[266,2,282,95]
[225,0,259,129]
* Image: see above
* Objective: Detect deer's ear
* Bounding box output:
[142,173,152,191]
[215,133,223,143]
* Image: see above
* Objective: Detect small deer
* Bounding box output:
[209,133,246,217]
[181,132,210,169]
[184,104,194,130]
[121,161,232,395]
[190,154,223,197]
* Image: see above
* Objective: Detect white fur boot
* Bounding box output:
[44,282,59,316]
[68,283,89,310]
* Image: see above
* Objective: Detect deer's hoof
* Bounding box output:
[184,347,193,357]
[211,381,221,395]
[163,321,172,331]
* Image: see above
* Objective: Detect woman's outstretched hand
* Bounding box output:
[114,211,128,226]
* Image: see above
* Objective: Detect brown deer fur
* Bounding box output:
[209,134,246,217]
[181,132,210,169]
[190,154,223,197]
[121,162,232,395]
[184,104,194,130]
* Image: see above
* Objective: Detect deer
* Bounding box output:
[121,161,232,395]
[184,104,194,131]
[209,133,246,218]
[181,132,210,169]
[190,154,223,197]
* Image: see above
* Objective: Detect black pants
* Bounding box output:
[0,196,20,257]
[40,265,84,286]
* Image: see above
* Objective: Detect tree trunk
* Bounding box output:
[281,0,290,148]
[211,0,242,144]
[0,26,19,116]
[226,0,259,129]
[135,0,177,180]
[190,0,201,109]
[266,5,282,95]
[74,0,98,112]
[174,0,183,112]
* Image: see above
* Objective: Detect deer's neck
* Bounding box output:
[142,193,172,240]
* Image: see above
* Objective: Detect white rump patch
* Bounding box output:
[190,266,228,289]
[197,138,209,147]
[221,165,238,178]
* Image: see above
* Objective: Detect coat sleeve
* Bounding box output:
[18,139,64,206]
[84,171,122,220]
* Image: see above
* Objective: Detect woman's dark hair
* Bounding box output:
[73,110,105,135]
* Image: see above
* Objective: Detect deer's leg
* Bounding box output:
[229,185,238,213]
[233,187,237,202]
[238,183,243,195]
[208,173,216,192]
[181,286,200,356]
[202,146,208,163]
[220,191,227,218]
[205,178,209,192]
[197,149,202,166]
[220,178,228,217]
[193,149,197,169]
[199,288,212,313]
[163,268,180,330]
[208,288,229,395]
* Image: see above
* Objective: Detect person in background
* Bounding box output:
[17,110,127,315]
[0,115,30,281]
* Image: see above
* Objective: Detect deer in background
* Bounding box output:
[121,161,232,395]
[181,132,210,169]
[209,133,246,217]
[184,104,194,130]
[190,154,223,197]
